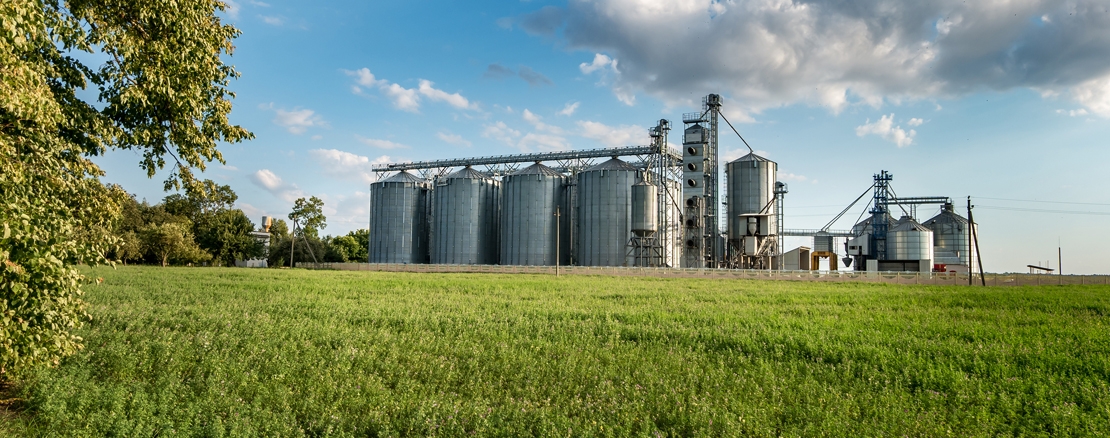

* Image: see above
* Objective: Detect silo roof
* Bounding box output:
[730,152,773,164]
[509,162,563,177]
[445,166,494,181]
[382,171,426,184]
[583,157,638,172]
[891,217,931,232]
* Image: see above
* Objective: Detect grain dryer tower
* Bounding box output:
[681,94,723,268]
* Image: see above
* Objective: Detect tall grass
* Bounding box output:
[9,266,1110,436]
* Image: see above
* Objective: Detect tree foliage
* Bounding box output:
[0,0,249,378]
[289,196,326,238]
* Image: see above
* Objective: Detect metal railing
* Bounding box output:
[298,263,1110,287]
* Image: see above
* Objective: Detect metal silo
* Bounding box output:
[726,153,777,240]
[431,167,500,265]
[888,216,934,262]
[631,180,657,235]
[924,202,975,268]
[369,171,430,264]
[500,163,568,266]
[577,158,639,267]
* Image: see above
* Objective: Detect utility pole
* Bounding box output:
[555,206,561,277]
[967,197,973,286]
[967,197,985,286]
[289,218,297,269]
[1058,239,1062,277]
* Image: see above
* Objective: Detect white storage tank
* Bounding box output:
[887,216,934,262]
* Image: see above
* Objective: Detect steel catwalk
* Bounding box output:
[430,167,500,264]
[369,171,430,264]
[577,158,639,267]
[500,163,569,266]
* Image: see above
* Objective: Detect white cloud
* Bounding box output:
[418,80,476,110]
[248,0,269,6]
[356,136,409,150]
[778,172,810,183]
[519,133,571,152]
[521,109,564,134]
[576,120,646,147]
[250,169,304,202]
[309,149,383,184]
[345,68,477,113]
[580,53,618,74]
[559,102,580,116]
[856,114,916,148]
[265,104,326,134]
[311,135,323,140]
[482,121,522,147]
[220,164,239,171]
[236,202,266,222]
[437,132,472,147]
[383,83,420,112]
[907,118,925,127]
[260,15,283,25]
[522,0,1110,117]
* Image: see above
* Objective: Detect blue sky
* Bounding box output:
[95,0,1110,274]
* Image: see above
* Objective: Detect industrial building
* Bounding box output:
[366,94,980,274]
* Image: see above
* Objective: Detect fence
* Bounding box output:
[299,263,1110,287]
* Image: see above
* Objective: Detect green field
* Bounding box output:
[4,267,1109,436]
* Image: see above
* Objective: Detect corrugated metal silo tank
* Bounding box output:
[725,152,778,241]
[887,216,934,262]
[500,163,569,266]
[631,180,657,235]
[430,166,500,264]
[923,203,975,268]
[577,158,639,267]
[369,171,431,264]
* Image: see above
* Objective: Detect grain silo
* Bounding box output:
[369,171,430,263]
[924,202,975,272]
[577,158,638,267]
[430,166,500,264]
[725,152,779,269]
[500,163,568,266]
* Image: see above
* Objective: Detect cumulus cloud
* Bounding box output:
[482,121,522,147]
[521,109,565,135]
[437,132,472,147]
[259,15,283,25]
[250,169,304,202]
[344,68,478,112]
[310,149,388,185]
[356,136,409,150]
[576,120,646,147]
[907,118,925,127]
[856,114,916,147]
[559,101,580,116]
[519,0,1110,116]
[519,133,572,152]
[263,104,326,134]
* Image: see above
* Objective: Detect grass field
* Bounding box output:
[5,266,1110,436]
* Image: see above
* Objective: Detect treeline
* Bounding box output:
[107,181,368,267]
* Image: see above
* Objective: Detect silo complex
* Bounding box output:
[431,167,500,264]
[500,163,568,266]
[577,158,639,266]
[369,171,430,263]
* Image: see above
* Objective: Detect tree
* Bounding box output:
[289,196,326,238]
[1,0,249,378]
[139,222,211,267]
[269,219,289,238]
[346,229,370,262]
[193,209,262,266]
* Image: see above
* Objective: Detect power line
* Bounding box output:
[975,196,1110,207]
[976,205,1110,216]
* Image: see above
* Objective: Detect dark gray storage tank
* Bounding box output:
[631,180,657,236]
[431,167,500,264]
[369,171,430,263]
[577,158,639,267]
[500,163,568,266]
